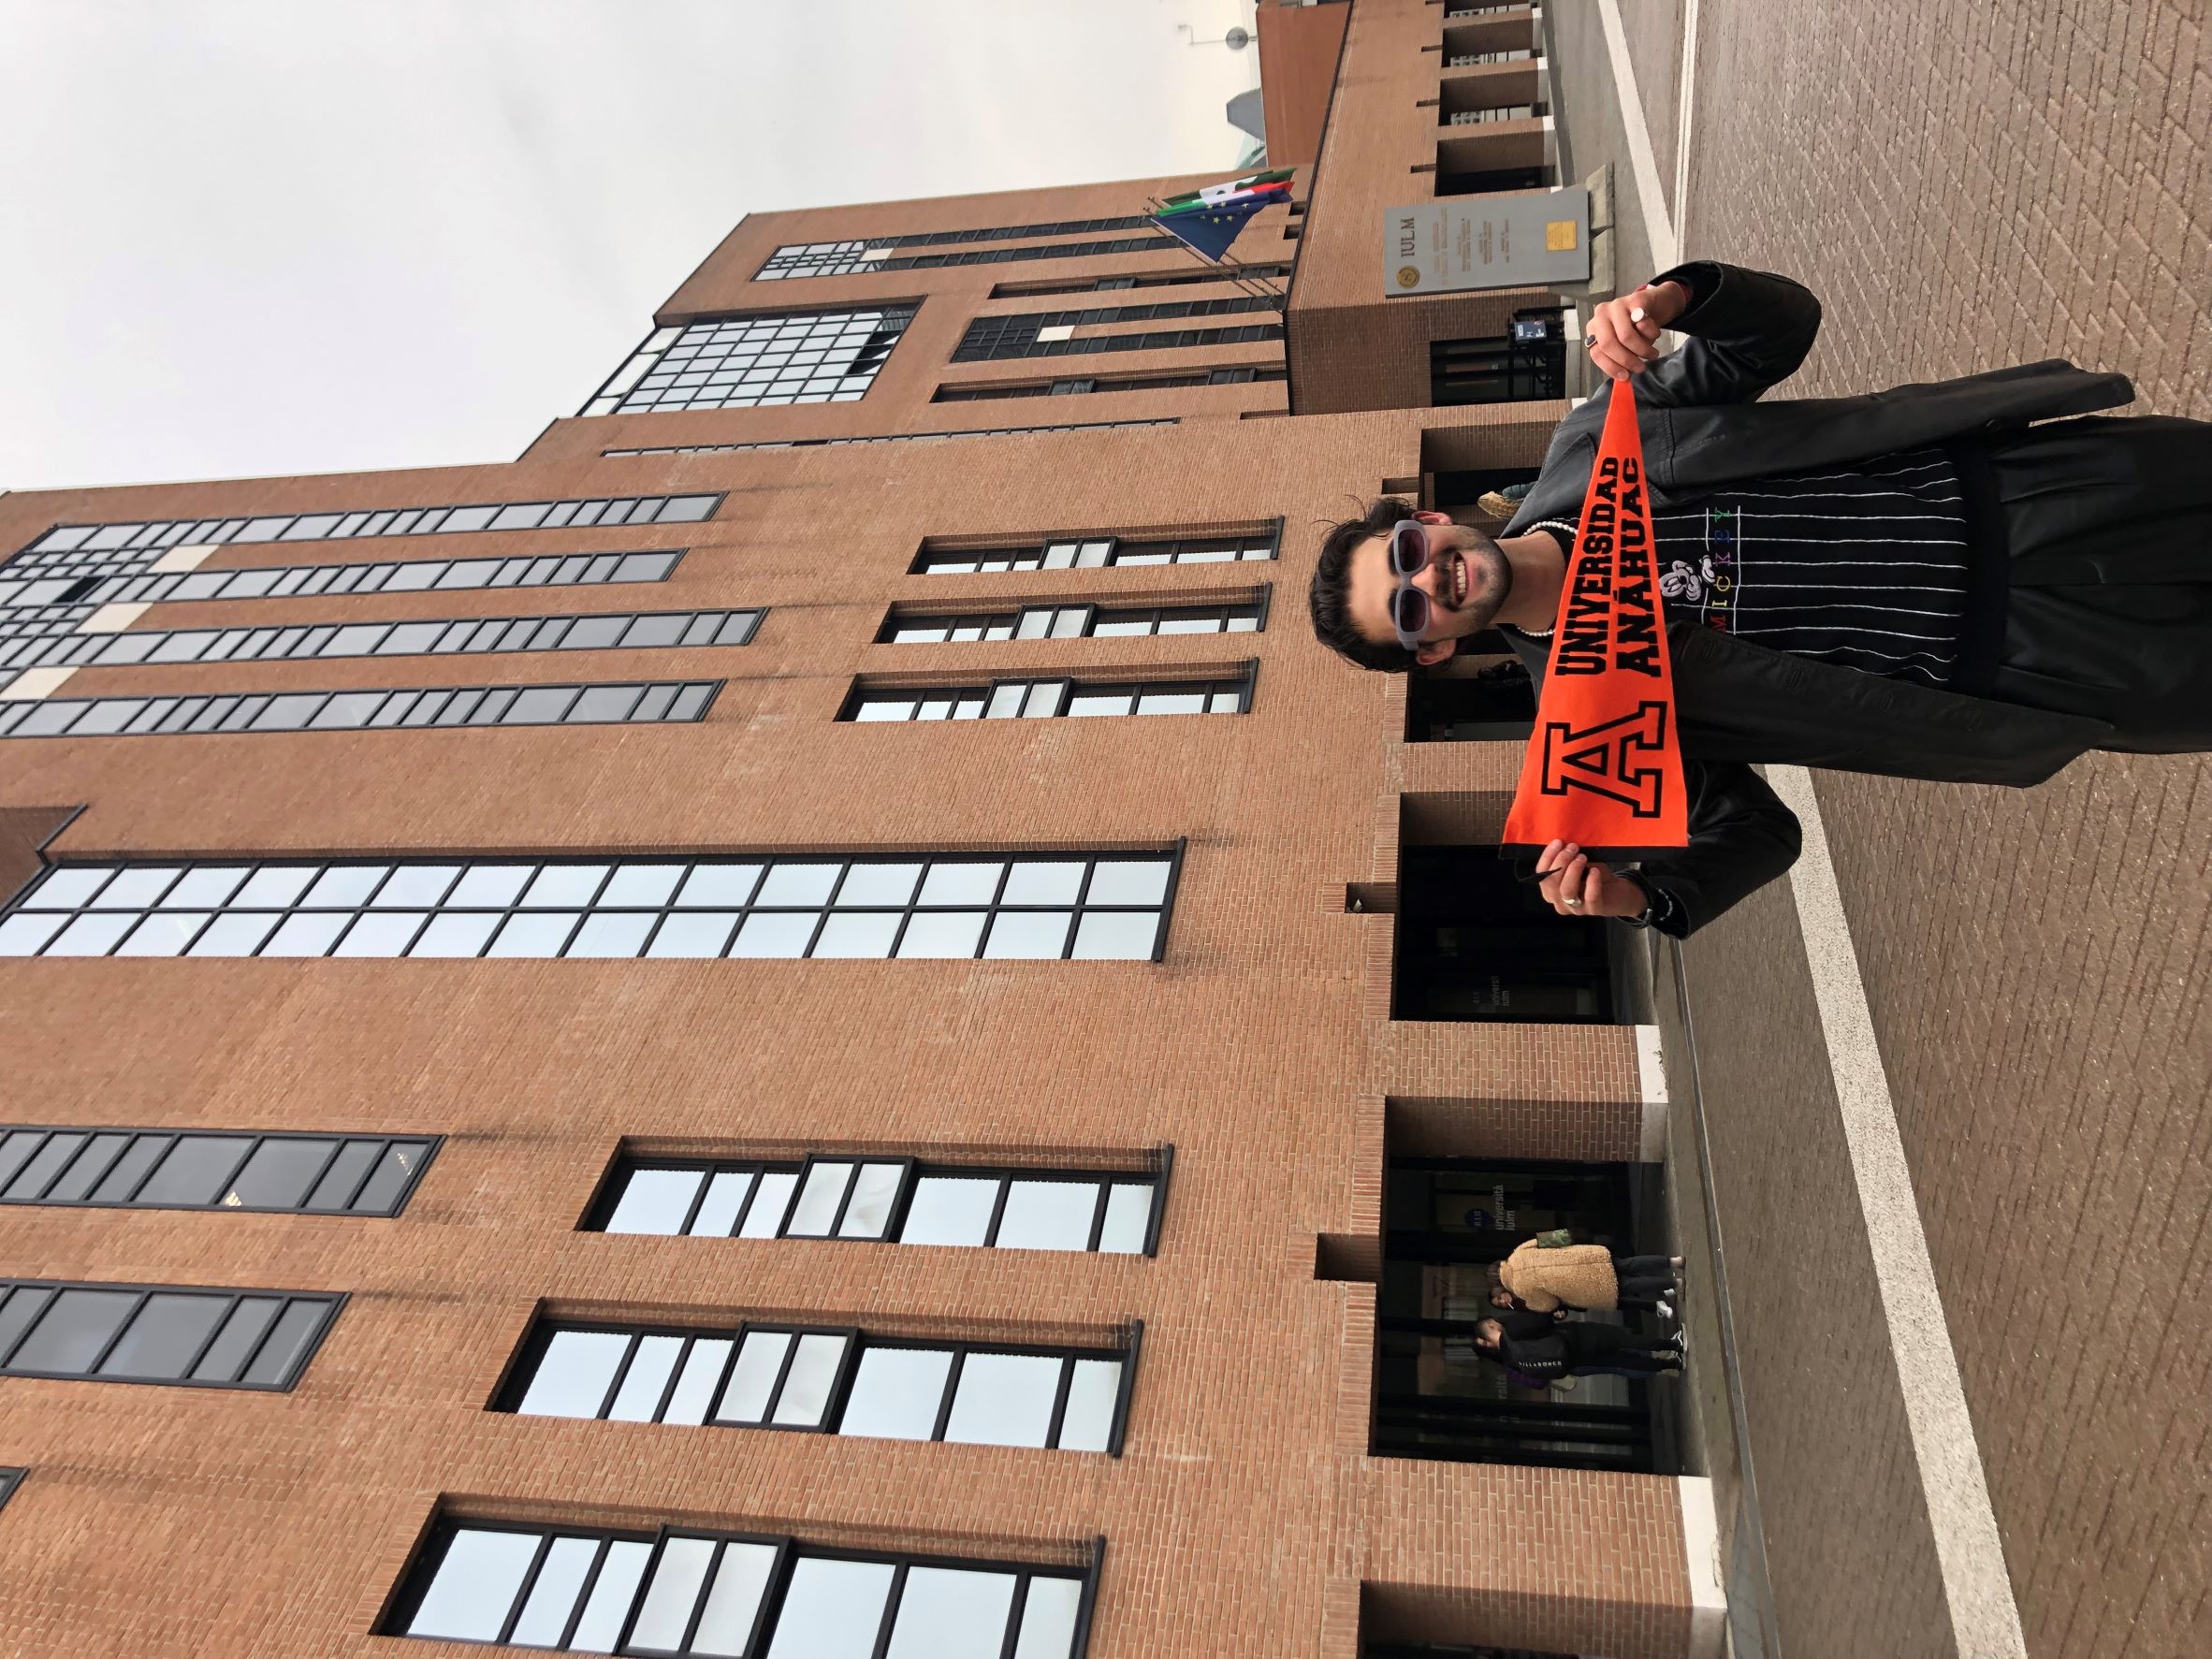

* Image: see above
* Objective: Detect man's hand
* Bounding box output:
[1535,839,1646,920]
[1583,280,1691,382]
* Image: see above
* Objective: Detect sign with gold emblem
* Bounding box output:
[1382,186,1592,295]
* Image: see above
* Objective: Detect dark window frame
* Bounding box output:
[0,1126,439,1216]
[839,667,1256,723]
[498,1316,1141,1456]
[33,607,762,673]
[0,678,723,742]
[15,497,722,560]
[385,1515,1106,1658]
[875,586,1269,643]
[599,419,1178,458]
[3,847,1186,966]
[910,520,1284,576]
[0,1278,342,1391]
[931,366,1286,402]
[585,1146,1175,1259]
[582,305,920,416]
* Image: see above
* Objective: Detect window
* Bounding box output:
[1405,653,1535,742]
[14,497,719,559]
[589,1151,1170,1255]
[953,297,1285,362]
[583,307,916,415]
[0,1280,341,1390]
[1434,162,1552,194]
[388,1518,1099,1657]
[0,554,682,670]
[2,537,700,695]
[1446,104,1544,124]
[502,1317,1139,1455]
[0,1128,435,1215]
[880,592,1266,643]
[1374,1157,1672,1473]
[843,668,1253,722]
[602,419,1178,458]
[758,218,1156,278]
[932,366,1286,402]
[914,525,1280,575]
[23,607,759,674]
[1431,311,1568,405]
[0,678,720,741]
[0,1468,20,1510]
[1395,846,1621,1023]
[0,851,1182,963]
[988,263,1293,298]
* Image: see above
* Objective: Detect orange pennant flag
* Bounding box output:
[1501,376,1691,859]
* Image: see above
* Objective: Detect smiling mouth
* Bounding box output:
[1450,553,1468,606]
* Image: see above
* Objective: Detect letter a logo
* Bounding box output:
[1537,702,1671,817]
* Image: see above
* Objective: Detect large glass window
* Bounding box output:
[933,366,1285,402]
[589,1153,1169,1256]
[602,419,1180,458]
[584,307,917,415]
[1373,1157,1675,1474]
[843,671,1252,722]
[0,679,720,741]
[1394,846,1623,1024]
[389,1519,1098,1657]
[987,264,1293,299]
[502,1317,1137,1456]
[880,593,1265,643]
[14,497,718,560]
[1,531,698,695]
[953,297,1284,363]
[0,1279,341,1390]
[0,1128,434,1215]
[913,525,1279,575]
[1430,310,1569,405]
[758,218,1154,280]
[1,851,1181,963]
[24,607,758,674]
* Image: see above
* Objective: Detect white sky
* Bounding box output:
[0,0,1261,494]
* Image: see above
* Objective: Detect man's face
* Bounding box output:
[1477,1318,1504,1346]
[1345,510,1511,666]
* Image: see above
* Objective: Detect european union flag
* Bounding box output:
[1150,196,1269,263]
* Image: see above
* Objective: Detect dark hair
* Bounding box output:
[1308,496,1418,673]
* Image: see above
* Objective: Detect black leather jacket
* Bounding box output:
[1505,260,2133,935]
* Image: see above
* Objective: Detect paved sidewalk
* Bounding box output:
[1561,4,2212,1657]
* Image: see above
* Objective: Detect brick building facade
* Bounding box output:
[0,6,1719,1657]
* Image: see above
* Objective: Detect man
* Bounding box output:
[1308,260,2212,936]
[1474,1315,1683,1381]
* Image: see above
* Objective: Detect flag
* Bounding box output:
[1156,181,1290,220]
[1159,168,1294,211]
[1501,376,1691,859]
[1149,196,1273,262]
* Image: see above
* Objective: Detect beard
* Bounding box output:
[1435,527,1513,635]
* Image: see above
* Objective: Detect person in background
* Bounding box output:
[1475,1315,1683,1380]
[1492,1241,1683,1319]
[1476,479,1535,519]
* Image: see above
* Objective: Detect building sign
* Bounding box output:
[1384,187,1592,295]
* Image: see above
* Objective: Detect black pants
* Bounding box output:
[1614,1253,1674,1312]
[1563,1322,1677,1375]
[1987,415,2212,751]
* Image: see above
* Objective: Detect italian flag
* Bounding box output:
[1158,168,1295,211]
